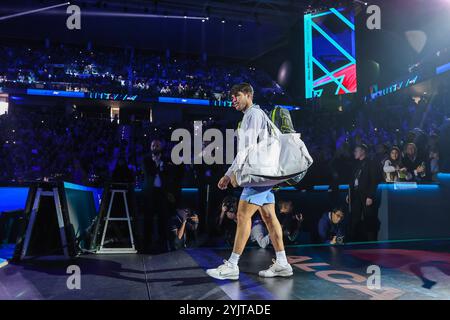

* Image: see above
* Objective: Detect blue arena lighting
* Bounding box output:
[437,172,450,181]
[88,92,138,101]
[366,75,420,101]
[181,188,199,193]
[158,97,210,105]
[436,62,450,75]
[278,187,297,191]
[0,187,29,213]
[27,89,85,98]
[378,183,440,191]
[313,185,330,191]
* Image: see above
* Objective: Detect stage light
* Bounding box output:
[221,18,226,24]
[0,2,71,21]
[82,10,207,20]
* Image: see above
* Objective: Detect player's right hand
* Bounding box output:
[218,175,231,190]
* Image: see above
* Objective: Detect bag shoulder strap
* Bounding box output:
[254,107,281,138]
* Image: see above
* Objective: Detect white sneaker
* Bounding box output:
[206,260,239,280]
[259,259,293,278]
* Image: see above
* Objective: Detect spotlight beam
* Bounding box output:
[0,2,70,21]
[72,11,209,20]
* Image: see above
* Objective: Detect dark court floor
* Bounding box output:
[1,239,450,300]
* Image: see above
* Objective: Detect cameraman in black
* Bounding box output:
[169,208,199,250]
[277,200,304,244]
[216,196,238,246]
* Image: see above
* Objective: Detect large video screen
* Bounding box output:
[304,7,357,99]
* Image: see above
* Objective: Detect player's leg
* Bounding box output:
[231,200,260,254]
[258,203,293,278]
[258,204,284,251]
[206,200,259,280]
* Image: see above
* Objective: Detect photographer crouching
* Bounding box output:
[169,208,199,250]
[318,208,346,245]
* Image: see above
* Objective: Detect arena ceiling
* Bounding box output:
[0,0,352,59]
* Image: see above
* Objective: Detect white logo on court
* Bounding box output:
[367,265,381,290]
[66,265,81,290]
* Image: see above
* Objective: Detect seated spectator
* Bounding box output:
[169,208,199,250]
[277,200,304,244]
[318,208,346,245]
[383,146,409,182]
[403,143,426,181]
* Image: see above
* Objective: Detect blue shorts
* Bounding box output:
[240,186,275,206]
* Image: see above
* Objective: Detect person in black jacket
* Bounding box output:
[142,139,183,253]
[346,144,379,242]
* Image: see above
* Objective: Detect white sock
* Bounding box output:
[228,252,240,267]
[275,250,288,267]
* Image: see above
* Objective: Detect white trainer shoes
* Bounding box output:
[258,259,293,278]
[206,260,239,280]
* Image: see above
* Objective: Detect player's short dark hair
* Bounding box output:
[230,83,254,97]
